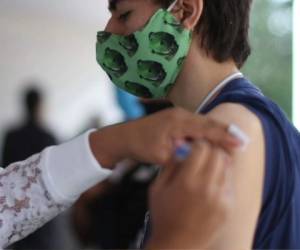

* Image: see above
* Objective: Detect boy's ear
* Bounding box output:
[170,0,203,30]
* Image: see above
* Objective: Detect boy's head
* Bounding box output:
[107,0,253,68]
[23,87,42,121]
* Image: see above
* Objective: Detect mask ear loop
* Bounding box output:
[167,0,178,12]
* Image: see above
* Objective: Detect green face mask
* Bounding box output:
[96,2,192,99]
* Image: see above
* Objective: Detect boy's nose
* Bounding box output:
[104,19,127,35]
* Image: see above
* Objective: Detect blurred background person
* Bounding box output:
[71,95,174,249]
[71,94,162,249]
[2,86,56,167]
[72,160,157,249]
[1,85,65,250]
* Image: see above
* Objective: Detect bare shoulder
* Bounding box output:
[207,102,263,140]
[204,103,266,250]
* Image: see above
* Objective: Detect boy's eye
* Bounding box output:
[118,11,132,22]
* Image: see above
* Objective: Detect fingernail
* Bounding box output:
[228,124,250,151]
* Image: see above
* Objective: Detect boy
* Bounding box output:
[97,0,300,249]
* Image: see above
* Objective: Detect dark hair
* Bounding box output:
[156,0,253,68]
[24,88,42,119]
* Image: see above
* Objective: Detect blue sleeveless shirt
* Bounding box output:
[140,77,300,249]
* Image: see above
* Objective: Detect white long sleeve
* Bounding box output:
[0,130,112,248]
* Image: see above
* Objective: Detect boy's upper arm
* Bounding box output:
[205,103,265,250]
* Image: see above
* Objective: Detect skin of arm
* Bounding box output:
[89,108,241,169]
[205,103,265,250]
